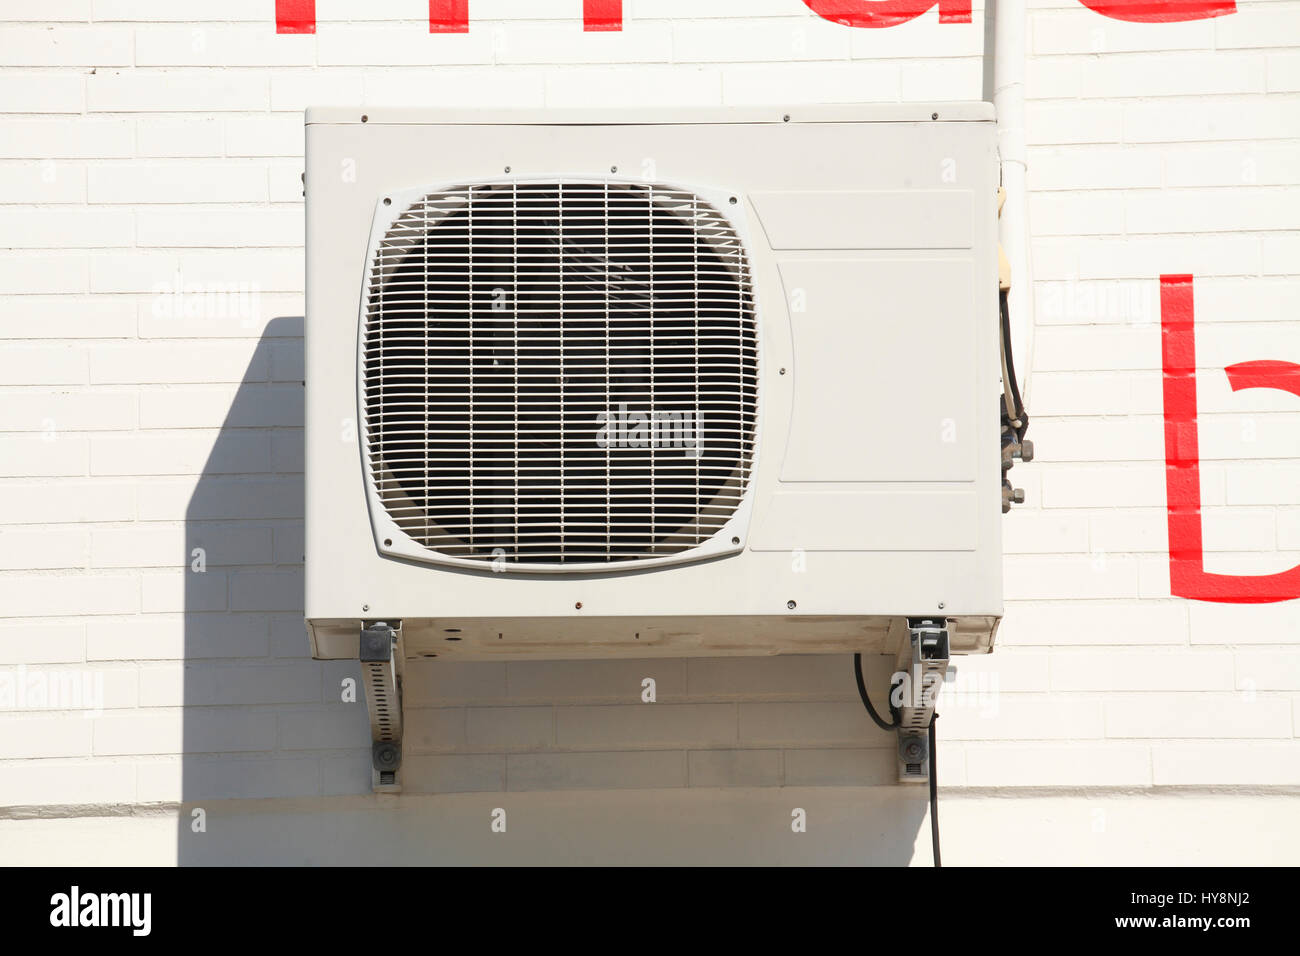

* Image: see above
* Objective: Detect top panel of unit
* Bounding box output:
[304,102,995,127]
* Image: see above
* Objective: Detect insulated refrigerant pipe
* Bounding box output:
[984,0,1036,404]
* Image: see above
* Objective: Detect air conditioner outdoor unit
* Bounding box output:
[303,105,1005,782]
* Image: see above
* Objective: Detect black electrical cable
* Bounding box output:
[853,653,939,864]
[1000,288,1029,441]
[852,652,899,732]
[928,714,941,867]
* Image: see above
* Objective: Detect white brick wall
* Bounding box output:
[0,0,1297,865]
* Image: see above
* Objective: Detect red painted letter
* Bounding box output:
[1161,274,1300,604]
[1075,0,1234,23]
[584,0,623,31]
[429,0,618,32]
[276,0,315,33]
[801,0,971,28]
[430,0,469,33]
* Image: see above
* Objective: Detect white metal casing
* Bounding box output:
[305,104,1002,661]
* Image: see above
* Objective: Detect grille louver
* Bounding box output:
[361,180,758,570]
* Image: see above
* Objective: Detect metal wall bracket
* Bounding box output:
[359,620,404,792]
[895,617,950,783]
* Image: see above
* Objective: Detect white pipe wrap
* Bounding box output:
[989,0,1035,404]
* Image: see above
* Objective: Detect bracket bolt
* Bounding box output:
[372,741,401,772]
[899,735,928,763]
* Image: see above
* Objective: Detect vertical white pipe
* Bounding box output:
[986,0,1035,403]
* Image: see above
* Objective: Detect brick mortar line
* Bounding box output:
[7,783,1300,822]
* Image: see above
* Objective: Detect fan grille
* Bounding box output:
[361,181,758,568]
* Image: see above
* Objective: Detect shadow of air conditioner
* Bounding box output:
[176,316,929,865]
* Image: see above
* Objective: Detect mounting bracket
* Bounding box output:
[894,617,950,783]
[359,620,404,792]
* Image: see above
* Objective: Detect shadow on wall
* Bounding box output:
[178,317,929,864]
